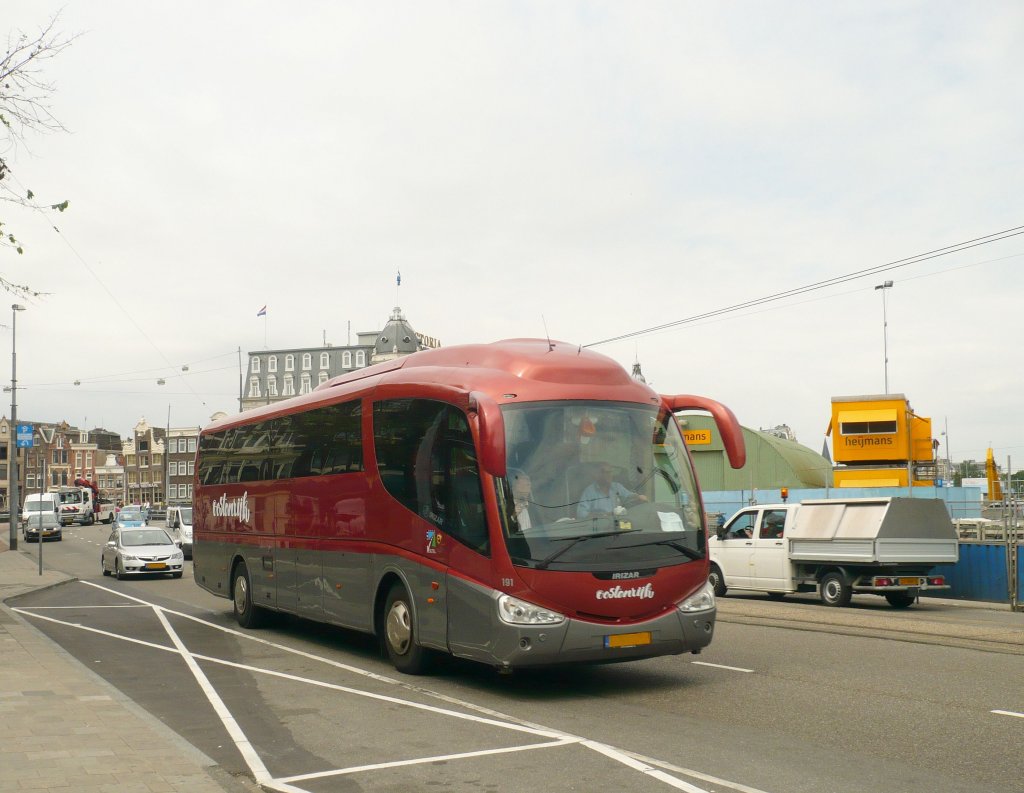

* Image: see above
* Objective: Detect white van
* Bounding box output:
[22,493,61,527]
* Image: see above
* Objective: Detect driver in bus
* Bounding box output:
[508,468,538,530]
[577,463,647,519]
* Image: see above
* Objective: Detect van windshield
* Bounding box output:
[497,401,705,570]
[26,501,53,512]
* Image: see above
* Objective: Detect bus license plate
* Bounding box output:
[898,577,922,586]
[146,562,167,570]
[605,632,651,649]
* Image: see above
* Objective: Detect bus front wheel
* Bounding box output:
[384,583,430,675]
[233,561,267,629]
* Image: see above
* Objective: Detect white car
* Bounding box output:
[166,505,193,559]
[101,527,184,580]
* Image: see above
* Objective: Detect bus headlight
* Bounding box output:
[678,581,715,613]
[497,594,565,625]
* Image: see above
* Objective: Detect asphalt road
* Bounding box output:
[8,520,1024,793]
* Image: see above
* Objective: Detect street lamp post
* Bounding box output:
[874,281,893,394]
[8,303,25,551]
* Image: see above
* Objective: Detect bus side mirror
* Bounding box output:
[661,393,747,470]
[469,391,506,478]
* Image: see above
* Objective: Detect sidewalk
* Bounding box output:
[0,539,258,793]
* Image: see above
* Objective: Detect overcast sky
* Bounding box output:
[3,2,1022,469]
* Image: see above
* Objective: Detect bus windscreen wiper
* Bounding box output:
[612,536,704,561]
[535,529,639,570]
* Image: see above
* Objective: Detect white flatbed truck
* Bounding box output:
[708,497,959,608]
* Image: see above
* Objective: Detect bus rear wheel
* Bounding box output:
[233,561,267,629]
[384,583,431,675]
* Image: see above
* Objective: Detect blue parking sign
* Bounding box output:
[16,423,33,448]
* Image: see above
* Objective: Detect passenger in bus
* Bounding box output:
[508,468,539,531]
[576,463,647,519]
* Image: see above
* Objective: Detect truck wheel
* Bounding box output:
[232,560,267,628]
[820,573,852,607]
[708,565,727,597]
[885,592,915,608]
[383,583,431,675]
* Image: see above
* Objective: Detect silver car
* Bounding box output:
[101,527,184,579]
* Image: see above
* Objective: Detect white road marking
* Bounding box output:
[26,580,771,793]
[19,605,149,609]
[152,606,279,791]
[691,661,754,673]
[992,709,1024,719]
[277,738,578,783]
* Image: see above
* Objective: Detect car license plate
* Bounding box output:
[605,632,652,649]
[146,562,167,570]
[898,577,922,586]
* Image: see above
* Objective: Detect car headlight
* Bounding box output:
[172,551,184,561]
[497,594,565,625]
[120,553,138,561]
[678,581,716,613]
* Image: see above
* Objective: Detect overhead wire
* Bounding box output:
[585,224,1024,347]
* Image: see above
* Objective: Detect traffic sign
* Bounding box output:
[16,423,33,448]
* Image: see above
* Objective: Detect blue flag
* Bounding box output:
[396,270,401,286]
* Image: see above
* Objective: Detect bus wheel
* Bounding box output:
[384,584,430,675]
[232,561,266,629]
[708,565,727,597]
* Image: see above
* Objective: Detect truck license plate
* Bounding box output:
[898,577,922,586]
[605,632,652,649]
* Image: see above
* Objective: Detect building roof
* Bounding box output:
[374,306,422,356]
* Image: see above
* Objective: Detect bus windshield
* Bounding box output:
[498,401,704,570]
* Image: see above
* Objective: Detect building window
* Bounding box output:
[188,461,194,475]
[86,452,92,468]
[300,372,312,394]
[268,355,277,372]
[169,461,178,476]
[285,354,295,371]
[169,439,177,453]
[248,377,261,398]
[251,357,261,374]
[283,375,295,396]
[318,371,328,385]
[355,350,366,367]
[302,353,312,370]
[267,377,278,397]
[320,352,329,369]
[188,438,197,453]
[342,351,352,368]
[75,452,82,466]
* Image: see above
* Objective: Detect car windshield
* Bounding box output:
[119,509,143,521]
[498,401,705,570]
[26,503,51,512]
[121,529,172,547]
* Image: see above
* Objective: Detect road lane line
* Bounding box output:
[151,605,282,791]
[992,709,1024,719]
[277,738,579,783]
[583,741,710,792]
[19,605,149,609]
[12,608,177,652]
[691,661,754,673]
[625,751,776,793]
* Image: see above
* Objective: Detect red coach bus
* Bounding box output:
[193,339,745,674]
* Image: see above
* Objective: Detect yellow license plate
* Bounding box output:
[146,562,167,570]
[605,632,652,649]
[898,577,922,586]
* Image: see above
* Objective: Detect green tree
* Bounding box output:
[1,13,74,292]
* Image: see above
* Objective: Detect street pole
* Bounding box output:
[874,281,893,394]
[8,303,25,551]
